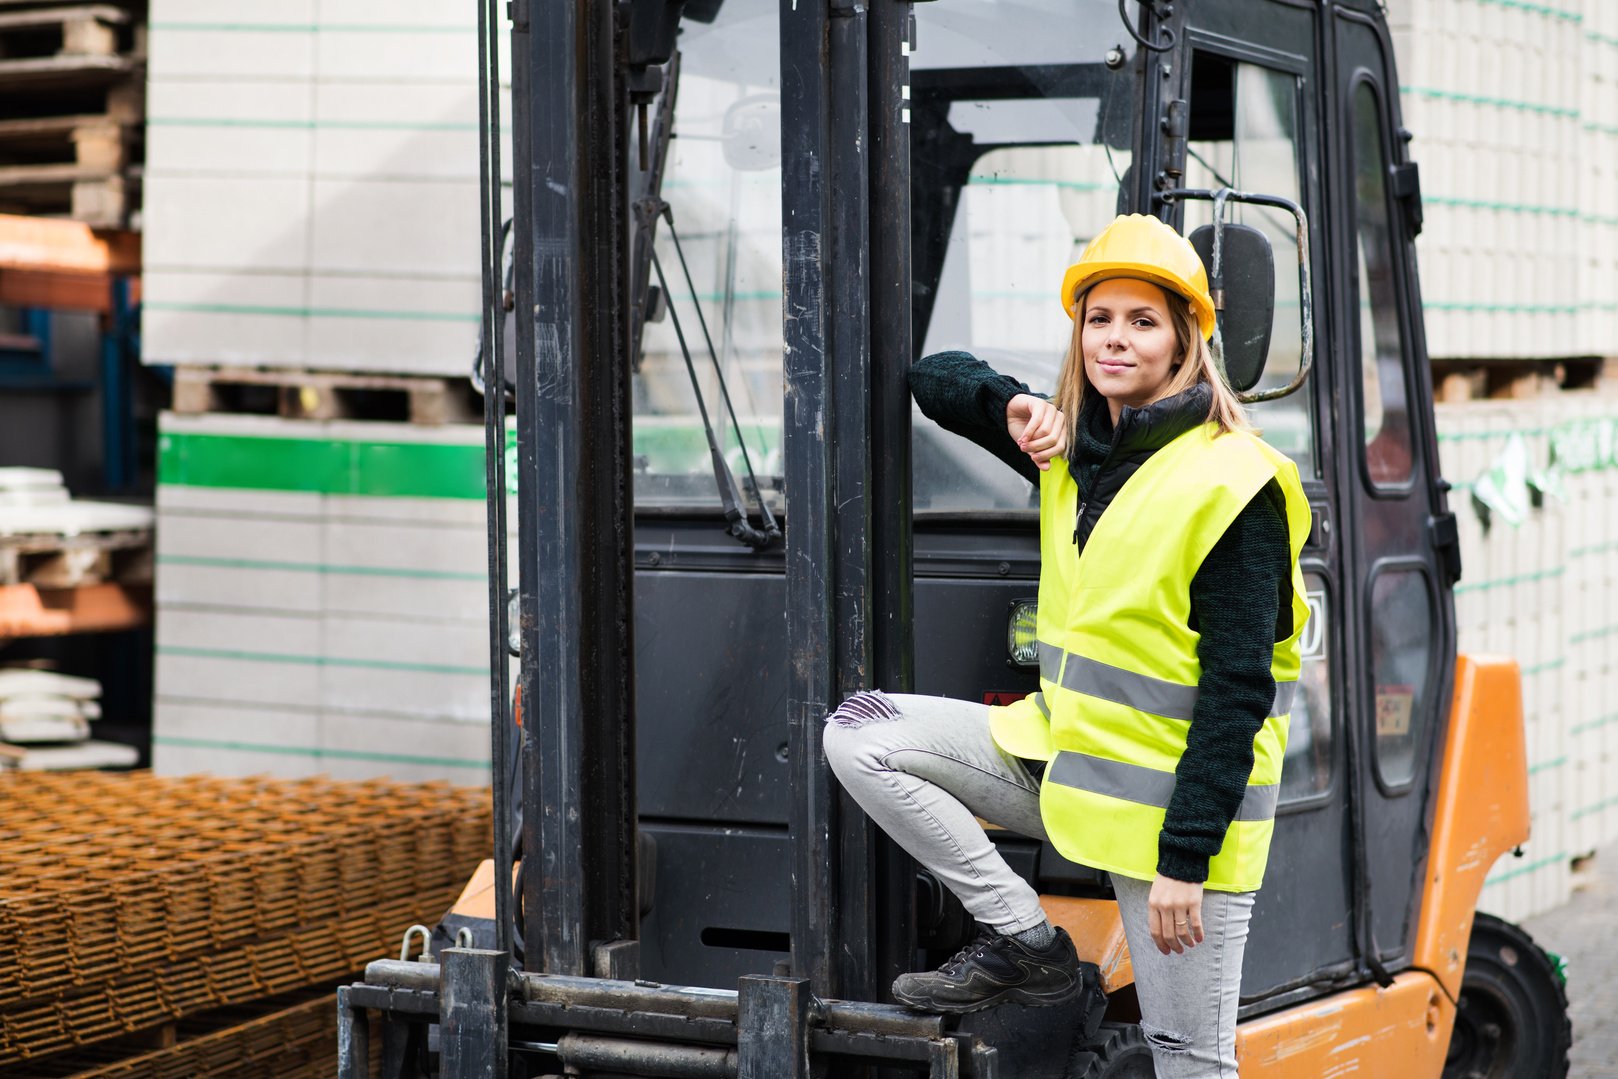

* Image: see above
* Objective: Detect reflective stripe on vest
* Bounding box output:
[1046,750,1281,822]
[1038,642,1296,721]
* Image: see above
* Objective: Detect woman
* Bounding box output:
[824,214,1310,1078]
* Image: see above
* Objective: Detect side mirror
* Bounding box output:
[1188,222,1274,393]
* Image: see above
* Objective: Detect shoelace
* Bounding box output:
[938,930,996,975]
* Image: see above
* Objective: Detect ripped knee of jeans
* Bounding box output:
[1141,1022,1193,1054]
[825,690,900,729]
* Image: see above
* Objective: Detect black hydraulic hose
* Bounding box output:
[663,211,781,544]
[475,0,515,964]
[650,248,777,550]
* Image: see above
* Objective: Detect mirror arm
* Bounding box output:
[1157,186,1314,404]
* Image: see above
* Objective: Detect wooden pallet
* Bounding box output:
[0,77,140,223]
[0,4,131,58]
[171,366,485,426]
[1431,357,1608,403]
[0,528,152,588]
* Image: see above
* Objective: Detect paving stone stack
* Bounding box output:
[151,412,512,782]
[141,0,498,376]
[1436,391,1618,922]
[1386,0,1615,360]
[0,769,489,1073]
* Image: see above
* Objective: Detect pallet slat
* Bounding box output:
[172,366,483,426]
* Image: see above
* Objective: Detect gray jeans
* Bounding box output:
[824,692,1255,1079]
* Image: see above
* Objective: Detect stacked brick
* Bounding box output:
[0,770,489,1072]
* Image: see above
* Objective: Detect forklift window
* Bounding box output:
[909,2,1140,513]
[1182,52,1317,480]
[632,1,784,511]
[1368,566,1437,788]
[1349,80,1416,488]
[1279,575,1334,803]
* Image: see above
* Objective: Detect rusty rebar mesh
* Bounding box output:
[13,990,342,1079]
[0,770,491,1069]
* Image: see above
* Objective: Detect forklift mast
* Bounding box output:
[335,2,1565,1077]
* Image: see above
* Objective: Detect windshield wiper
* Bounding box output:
[648,208,781,551]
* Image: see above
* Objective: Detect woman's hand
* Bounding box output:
[1006,394,1067,472]
[1147,874,1205,955]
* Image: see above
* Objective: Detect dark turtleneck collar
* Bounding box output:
[1067,381,1214,547]
[1073,380,1213,474]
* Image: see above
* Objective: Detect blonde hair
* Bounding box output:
[1053,281,1252,448]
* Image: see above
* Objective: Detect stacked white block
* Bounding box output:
[1389,0,1602,360]
[1579,3,1618,354]
[1436,391,1618,922]
[153,412,513,783]
[142,1,511,376]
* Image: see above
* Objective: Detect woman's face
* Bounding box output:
[1080,277,1182,415]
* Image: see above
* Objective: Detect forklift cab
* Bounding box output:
[630,0,1451,1011]
[336,2,1566,1077]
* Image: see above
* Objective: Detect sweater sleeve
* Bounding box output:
[908,350,1041,486]
[1156,479,1291,884]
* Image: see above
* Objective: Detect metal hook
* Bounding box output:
[1118,0,1176,54]
[401,924,434,963]
[456,927,475,949]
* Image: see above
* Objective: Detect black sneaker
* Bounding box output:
[891,927,1096,1014]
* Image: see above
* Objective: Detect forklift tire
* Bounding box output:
[1443,912,1571,1079]
[1068,1022,1154,1078]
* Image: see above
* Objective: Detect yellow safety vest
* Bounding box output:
[990,422,1310,892]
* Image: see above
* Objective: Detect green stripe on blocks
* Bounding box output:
[157,644,486,677]
[158,431,489,499]
[156,554,487,581]
[1483,851,1567,888]
[153,735,490,770]
[158,423,779,498]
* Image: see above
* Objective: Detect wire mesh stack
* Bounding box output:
[0,770,490,1074]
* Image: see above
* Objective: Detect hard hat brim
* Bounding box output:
[1061,262,1217,341]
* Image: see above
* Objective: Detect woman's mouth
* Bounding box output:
[1096,360,1134,374]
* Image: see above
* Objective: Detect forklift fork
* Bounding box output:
[339,957,1002,1078]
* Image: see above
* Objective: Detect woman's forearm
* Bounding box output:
[909,351,1042,485]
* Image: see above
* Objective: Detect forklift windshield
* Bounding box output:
[632,0,1143,516]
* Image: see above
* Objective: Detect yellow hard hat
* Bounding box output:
[1059,214,1217,340]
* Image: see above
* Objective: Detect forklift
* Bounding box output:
[338,1,1573,1076]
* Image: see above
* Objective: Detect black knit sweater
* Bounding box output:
[910,351,1292,885]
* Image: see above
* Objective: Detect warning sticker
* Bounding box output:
[1376,686,1416,737]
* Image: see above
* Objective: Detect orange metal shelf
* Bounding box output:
[0,211,139,313]
[0,581,151,641]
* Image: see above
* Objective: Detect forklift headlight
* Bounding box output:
[506,589,521,657]
[1007,599,1038,669]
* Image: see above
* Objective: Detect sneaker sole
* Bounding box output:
[892,975,1088,1015]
